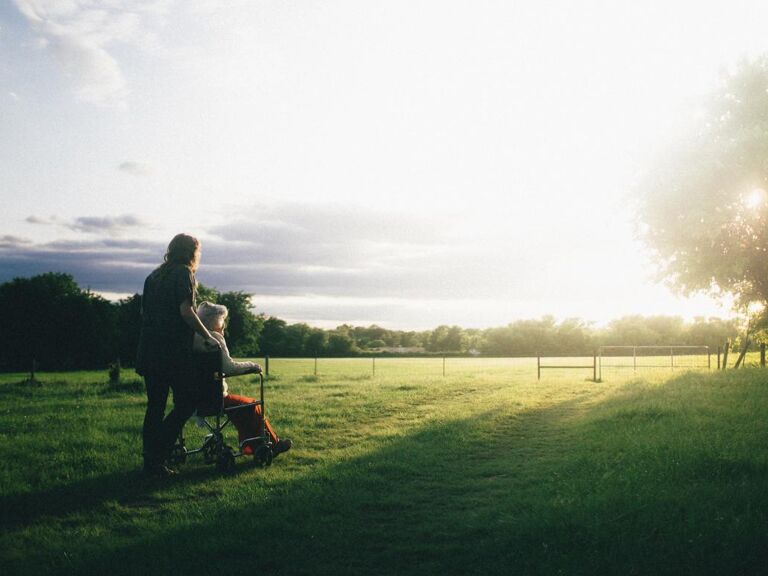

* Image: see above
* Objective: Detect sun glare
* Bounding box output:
[744,188,766,209]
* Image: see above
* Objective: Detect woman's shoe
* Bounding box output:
[272,438,292,458]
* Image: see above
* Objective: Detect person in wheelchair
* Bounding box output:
[193,301,292,458]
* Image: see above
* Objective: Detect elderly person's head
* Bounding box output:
[197,301,228,333]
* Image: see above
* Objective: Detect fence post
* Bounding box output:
[30,358,37,382]
[633,346,636,372]
[373,356,376,376]
[265,355,270,377]
[598,348,602,381]
[314,356,317,376]
[442,356,446,377]
[537,354,541,381]
[762,343,766,368]
[717,346,721,370]
[109,358,121,385]
[722,341,729,370]
[734,338,749,369]
[593,351,597,382]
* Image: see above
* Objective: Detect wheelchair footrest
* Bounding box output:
[240,436,270,449]
[224,401,262,412]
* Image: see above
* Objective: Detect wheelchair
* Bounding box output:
[169,350,274,474]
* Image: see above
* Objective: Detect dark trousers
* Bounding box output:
[142,369,198,467]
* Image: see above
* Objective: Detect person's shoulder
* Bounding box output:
[169,264,193,277]
[144,266,162,284]
[165,264,194,286]
[212,332,227,345]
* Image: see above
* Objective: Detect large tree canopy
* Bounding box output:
[640,57,768,311]
[0,273,116,371]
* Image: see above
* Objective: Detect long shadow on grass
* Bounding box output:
[8,372,768,576]
[0,457,231,530]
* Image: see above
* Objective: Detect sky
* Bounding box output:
[1,0,765,330]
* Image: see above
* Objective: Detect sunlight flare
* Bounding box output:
[744,188,766,209]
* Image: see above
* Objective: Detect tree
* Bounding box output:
[556,318,594,354]
[218,292,263,356]
[259,317,287,355]
[326,329,357,356]
[426,325,449,352]
[442,326,467,352]
[283,323,311,356]
[305,328,328,355]
[196,283,220,304]
[685,316,741,349]
[349,324,387,349]
[639,57,768,313]
[0,273,116,371]
[399,331,421,348]
[480,316,559,356]
[603,316,678,346]
[116,294,142,364]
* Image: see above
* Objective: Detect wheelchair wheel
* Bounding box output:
[252,445,273,468]
[169,444,187,466]
[216,447,236,475]
[202,436,217,464]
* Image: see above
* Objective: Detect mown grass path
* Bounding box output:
[1,359,767,575]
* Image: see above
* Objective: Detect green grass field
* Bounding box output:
[1,357,767,575]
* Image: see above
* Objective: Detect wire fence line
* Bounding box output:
[260,356,528,378]
[254,349,766,382]
[4,346,764,384]
[596,346,711,381]
[254,344,768,382]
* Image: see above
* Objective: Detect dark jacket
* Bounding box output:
[136,265,196,376]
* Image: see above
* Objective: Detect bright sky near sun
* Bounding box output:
[1,0,766,329]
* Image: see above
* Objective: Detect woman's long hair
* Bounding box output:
[156,233,200,276]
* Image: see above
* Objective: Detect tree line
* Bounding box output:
[0,272,747,372]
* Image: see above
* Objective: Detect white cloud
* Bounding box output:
[0,235,32,247]
[118,161,151,176]
[12,0,170,106]
[68,214,144,234]
[48,33,126,105]
[25,215,56,225]
[26,213,144,235]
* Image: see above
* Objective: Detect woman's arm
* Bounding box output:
[179,299,220,349]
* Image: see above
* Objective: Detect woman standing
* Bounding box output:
[136,233,219,477]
